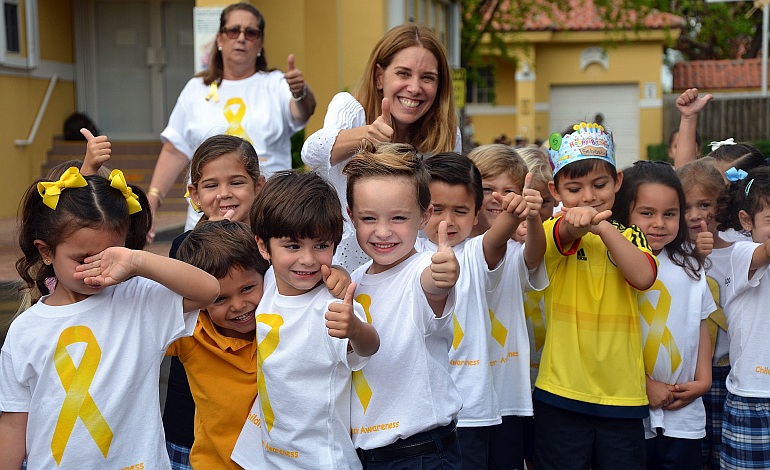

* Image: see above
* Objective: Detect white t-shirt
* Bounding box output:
[724,241,770,398]
[705,244,735,366]
[415,236,503,426]
[350,252,462,449]
[0,277,195,469]
[231,271,367,470]
[487,240,548,417]
[162,72,306,229]
[640,252,715,439]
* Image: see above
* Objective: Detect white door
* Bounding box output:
[74,0,194,140]
[549,84,639,170]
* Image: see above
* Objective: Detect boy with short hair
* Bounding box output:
[534,123,658,469]
[231,170,379,470]
[343,143,463,468]
[168,220,270,469]
[419,152,547,469]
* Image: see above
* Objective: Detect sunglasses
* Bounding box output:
[221,26,262,42]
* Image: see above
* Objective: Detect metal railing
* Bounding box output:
[14,74,59,147]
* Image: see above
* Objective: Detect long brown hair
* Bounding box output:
[354,24,456,155]
[198,3,270,86]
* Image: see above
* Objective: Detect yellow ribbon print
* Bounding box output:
[51,326,113,465]
[38,167,88,210]
[205,82,219,102]
[256,314,284,433]
[524,291,546,353]
[223,97,252,142]
[452,312,464,350]
[108,170,142,215]
[352,294,373,413]
[640,280,682,376]
[489,309,509,348]
[705,276,729,365]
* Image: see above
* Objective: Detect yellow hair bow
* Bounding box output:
[37,167,88,210]
[109,169,142,215]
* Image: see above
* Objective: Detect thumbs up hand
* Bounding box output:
[80,128,111,176]
[284,53,306,98]
[429,221,460,290]
[695,220,713,257]
[367,98,394,144]
[326,282,358,339]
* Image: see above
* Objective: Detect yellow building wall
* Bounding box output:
[1,0,76,217]
[38,0,73,62]
[477,37,665,159]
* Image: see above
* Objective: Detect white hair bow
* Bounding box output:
[709,138,736,152]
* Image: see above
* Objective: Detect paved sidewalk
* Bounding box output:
[0,212,186,283]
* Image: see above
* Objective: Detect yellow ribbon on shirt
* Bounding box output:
[639,280,682,376]
[51,326,113,465]
[352,294,373,413]
[37,167,88,210]
[705,276,730,366]
[489,309,509,348]
[223,97,252,142]
[256,314,284,433]
[205,82,219,102]
[524,291,546,353]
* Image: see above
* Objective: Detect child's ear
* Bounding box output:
[255,236,271,261]
[419,204,434,230]
[614,170,624,192]
[187,184,199,207]
[547,181,561,203]
[255,175,266,193]
[33,240,52,263]
[738,210,754,232]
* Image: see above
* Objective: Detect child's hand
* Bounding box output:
[74,247,136,287]
[645,377,674,410]
[325,282,359,339]
[695,221,714,258]
[430,221,460,289]
[513,220,527,243]
[521,173,544,220]
[676,88,713,119]
[322,264,351,300]
[81,128,111,176]
[496,191,528,219]
[665,380,710,410]
[207,195,236,221]
[561,206,612,233]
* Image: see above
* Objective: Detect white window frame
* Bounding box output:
[0,0,39,69]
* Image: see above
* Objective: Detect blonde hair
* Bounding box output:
[354,24,456,155]
[517,146,553,185]
[343,142,432,212]
[467,144,528,190]
[676,157,724,200]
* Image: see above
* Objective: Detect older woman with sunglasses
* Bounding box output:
[147,2,316,235]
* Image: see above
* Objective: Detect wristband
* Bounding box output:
[292,84,308,102]
[147,187,164,206]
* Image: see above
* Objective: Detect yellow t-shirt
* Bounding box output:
[535,217,657,409]
[166,313,256,470]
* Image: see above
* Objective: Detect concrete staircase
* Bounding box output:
[44,137,190,216]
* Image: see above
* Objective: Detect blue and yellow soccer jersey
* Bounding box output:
[535,217,658,411]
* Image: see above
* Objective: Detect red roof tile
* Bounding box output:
[673,59,767,90]
[486,0,684,32]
